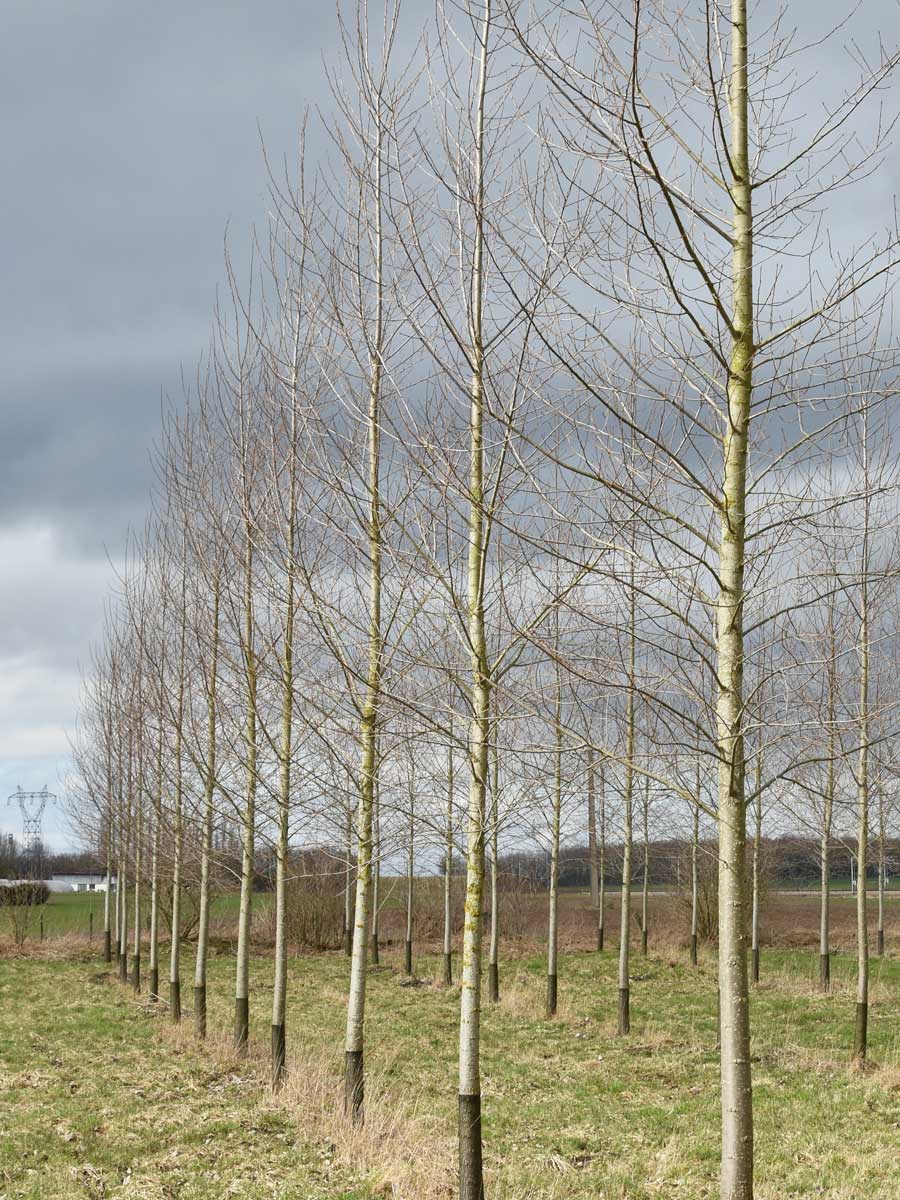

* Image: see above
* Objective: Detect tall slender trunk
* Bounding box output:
[132,750,142,994]
[343,86,385,1120]
[598,758,606,951]
[343,795,353,958]
[404,773,415,976]
[876,789,885,957]
[691,767,700,967]
[751,760,762,984]
[272,397,299,1089]
[587,745,599,911]
[370,790,381,965]
[587,746,602,950]
[640,776,649,956]
[444,740,455,987]
[103,802,113,964]
[618,582,635,1036]
[149,740,161,1001]
[547,678,562,1017]
[488,715,500,1003]
[820,614,836,989]
[195,575,219,1038]
[235,523,257,1055]
[458,10,491,1197]
[169,559,187,1025]
[854,418,870,1059]
[118,743,130,984]
[716,3,754,1192]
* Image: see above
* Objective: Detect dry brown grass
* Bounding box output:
[146,982,455,1200]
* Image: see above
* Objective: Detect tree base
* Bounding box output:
[132,953,141,993]
[597,926,604,952]
[235,996,249,1055]
[752,946,760,984]
[443,952,453,987]
[149,967,159,1002]
[819,953,830,992]
[195,985,207,1038]
[404,939,413,976]
[546,972,558,1017]
[343,929,352,957]
[458,1092,485,1200]
[369,934,379,966]
[641,928,648,956]
[853,1000,868,1061]
[271,1023,286,1090]
[617,987,630,1035]
[118,954,127,984]
[877,928,885,957]
[104,930,112,963]
[344,1049,364,1122]
[170,979,181,1023]
[690,933,698,966]
[488,960,499,1003]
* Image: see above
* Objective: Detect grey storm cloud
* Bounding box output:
[0,0,384,844]
[0,0,895,847]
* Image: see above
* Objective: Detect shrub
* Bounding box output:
[0,882,49,907]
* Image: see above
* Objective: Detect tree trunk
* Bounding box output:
[641,776,649,957]
[404,777,414,977]
[716,5,755,1193]
[458,11,490,1196]
[195,575,219,1039]
[691,764,700,967]
[444,740,454,987]
[488,716,500,1003]
[587,744,599,911]
[343,95,385,1118]
[343,800,353,958]
[618,583,635,1036]
[751,762,762,985]
[547,682,562,1017]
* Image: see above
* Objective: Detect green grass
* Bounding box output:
[0,950,369,1199]
[5,931,900,1197]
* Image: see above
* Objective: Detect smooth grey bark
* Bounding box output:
[169,551,187,1025]
[488,716,500,1003]
[369,789,381,966]
[640,776,650,957]
[343,59,387,1118]
[547,680,562,1017]
[854,412,871,1061]
[444,740,455,987]
[691,761,700,967]
[597,758,606,952]
[750,761,762,984]
[458,9,491,1198]
[716,3,755,1191]
[195,574,219,1039]
[343,798,354,958]
[404,773,415,977]
[617,582,635,1036]
[235,520,257,1056]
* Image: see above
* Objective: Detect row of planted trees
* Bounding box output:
[68,3,900,1198]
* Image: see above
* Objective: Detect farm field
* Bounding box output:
[26,885,900,950]
[3,923,900,1198]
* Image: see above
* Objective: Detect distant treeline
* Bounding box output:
[491,836,900,890]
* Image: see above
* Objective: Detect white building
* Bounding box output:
[47,872,116,893]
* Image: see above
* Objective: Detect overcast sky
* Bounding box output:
[0,0,381,848]
[2,1,897,850]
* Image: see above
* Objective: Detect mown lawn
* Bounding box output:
[2,938,900,1198]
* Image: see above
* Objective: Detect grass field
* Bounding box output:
[3,926,900,1199]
